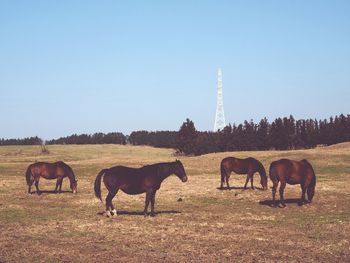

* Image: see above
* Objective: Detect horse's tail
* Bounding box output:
[220,160,226,183]
[25,165,33,185]
[94,169,108,201]
[269,161,278,183]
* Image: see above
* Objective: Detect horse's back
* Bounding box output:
[222,156,263,174]
[270,159,315,184]
[28,161,70,179]
[103,165,158,194]
[221,157,246,174]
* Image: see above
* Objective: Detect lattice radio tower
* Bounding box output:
[213,68,226,131]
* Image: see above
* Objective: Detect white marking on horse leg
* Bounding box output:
[106,210,111,217]
[111,209,117,216]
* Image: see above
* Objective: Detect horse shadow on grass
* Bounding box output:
[259,198,302,207]
[217,186,245,191]
[97,210,181,217]
[217,186,266,191]
[29,190,71,195]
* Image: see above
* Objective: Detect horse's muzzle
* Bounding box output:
[182,176,188,182]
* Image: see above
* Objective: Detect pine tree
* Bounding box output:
[176,118,198,155]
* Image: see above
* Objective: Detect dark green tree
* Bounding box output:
[176,118,198,155]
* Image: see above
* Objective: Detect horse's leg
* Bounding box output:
[54,180,59,193]
[55,178,63,193]
[299,182,308,206]
[243,175,249,189]
[272,181,278,207]
[34,178,41,195]
[220,173,225,189]
[144,191,152,216]
[250,173,255,190]
[28,178,34,194]
[225,175,230,189]
[105,191,117,217]
[150,191,157,217]
[58,178,63,193]
[279,181,286,208]
[109,190,118,216]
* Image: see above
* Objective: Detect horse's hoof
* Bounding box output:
[150,213,155,217]
[105,211,112,218]
[111,209,117,216]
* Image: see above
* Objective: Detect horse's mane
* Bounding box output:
[141,161,177,169]
[138,161,179,177]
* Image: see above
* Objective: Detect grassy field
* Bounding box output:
[0,144,349,262]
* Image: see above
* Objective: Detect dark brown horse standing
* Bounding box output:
[269,159,316,207]
[94,160,188,217]
[26,161,78,195]
[220,157,268,190]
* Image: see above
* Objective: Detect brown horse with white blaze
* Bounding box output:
[220,157,268,190]
[26,161,78,195]
[269,159,316,207]
[94,160,188,217]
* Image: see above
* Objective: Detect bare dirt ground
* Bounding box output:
[0,144,349,262]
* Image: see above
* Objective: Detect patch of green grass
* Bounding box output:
[188,196,233,206]
[283,211,350,228]
[0,209,37,224]
[317,165,350,175]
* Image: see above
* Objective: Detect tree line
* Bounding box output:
[0,136,43,146]
[1,114,349,156]
[0,133,126,146]
[46,132,127,145]
[175,114,350,155]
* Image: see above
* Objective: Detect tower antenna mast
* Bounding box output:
[214,68,226,131]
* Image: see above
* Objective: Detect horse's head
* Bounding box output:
[173,160,188,183]
[260,176,268,190]
[259,164,268,190]
[70,179,78,194]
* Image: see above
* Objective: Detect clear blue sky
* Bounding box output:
[1,1,349,140]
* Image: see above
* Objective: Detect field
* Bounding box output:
[0,144,349,262]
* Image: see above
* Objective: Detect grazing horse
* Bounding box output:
[26,161,78,195]
[94,160,188,217]
[269,159,316,207]
[220,157,268,190]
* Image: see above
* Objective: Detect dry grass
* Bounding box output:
[0,144,349,262]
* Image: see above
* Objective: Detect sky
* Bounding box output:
[1,1,349,140]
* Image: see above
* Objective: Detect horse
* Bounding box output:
[26,161,78,195]
[220,157,268,190]
[94,160,188,217]
[269,159,316,207]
